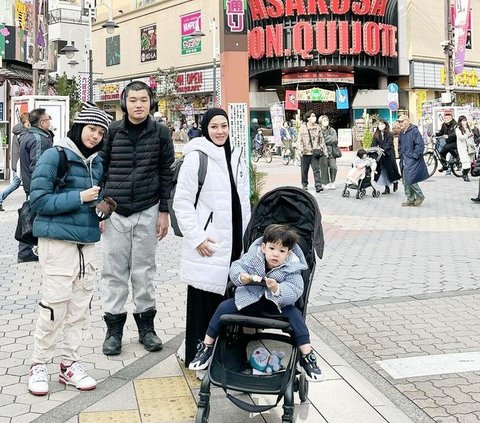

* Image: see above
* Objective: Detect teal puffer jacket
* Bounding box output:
[30,138,104,243]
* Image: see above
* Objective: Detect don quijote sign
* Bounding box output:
[248,0,398,60]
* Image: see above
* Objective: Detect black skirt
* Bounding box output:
[185,285,225,366]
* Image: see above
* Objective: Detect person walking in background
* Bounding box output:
[280,121,294,161]
[172,108,250,371]
[435,111,457,173]
[100,81,174,356]
[0,112,30,211]
[372,119,401,194]
[188,122,202,140]
[298,111,325,193]
[398,115,428,207]
[18,108,54,263]
[179,123,189,143]
[27,103,113,396]
[455,115,476,182]
[318,115,339,190]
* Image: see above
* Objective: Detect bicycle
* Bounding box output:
[423,136,463,178]
[252,142,273,163]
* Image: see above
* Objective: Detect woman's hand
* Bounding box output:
[266,277,279,293]
[196,237,216,257]
[80,186,100,203]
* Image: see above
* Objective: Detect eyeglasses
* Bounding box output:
[41,117,52,122]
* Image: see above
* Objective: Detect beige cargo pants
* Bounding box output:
[30,238,96,365]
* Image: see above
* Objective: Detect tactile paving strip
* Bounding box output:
[138,397,197,423]
[134,377,191,399]
[79,410,141,423]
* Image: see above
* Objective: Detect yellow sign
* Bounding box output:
[441,68,479,88]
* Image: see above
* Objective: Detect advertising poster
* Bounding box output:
[181,11,202,55]
[269,102,285,148]
[106,35,120,66]
[140,25,157,62]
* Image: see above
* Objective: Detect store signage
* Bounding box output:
[181,11,202,55]
[225,0,247,33]
[248,0,397,60]
[99,83,120,101]
[140,24,157,62]
[282,71,354,85]
[79,75,89,103]
[177,71,203,93]
[297,88,336,102]
[440,67,479,88]
[453,0,471,74]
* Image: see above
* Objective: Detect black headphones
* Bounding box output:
[120,81,156,113]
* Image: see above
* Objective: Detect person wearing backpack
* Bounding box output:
[99,81,175,356]
[172,108,250,370]
[26,103,114,396]
[18,108,54,262]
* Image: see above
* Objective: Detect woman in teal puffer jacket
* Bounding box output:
[26,103,114,397]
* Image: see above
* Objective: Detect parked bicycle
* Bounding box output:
[252,141,273,163]
[423,136,463,178]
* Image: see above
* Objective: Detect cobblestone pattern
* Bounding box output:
[314,295,480,423]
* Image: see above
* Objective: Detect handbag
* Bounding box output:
[332,144,343,158]
[15,200,38,245]
[471,158,480,177]
[467,141,476,155]
[308,129,324,158]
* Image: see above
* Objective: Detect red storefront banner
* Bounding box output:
[284,90,298,110]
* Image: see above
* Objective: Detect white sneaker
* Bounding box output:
[330,183,336,190]
[325,183,332,190]
[176,339,186,362]
[28,364,49,396]
[59,362,96,391]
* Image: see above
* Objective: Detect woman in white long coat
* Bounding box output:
[455,115,476,182]
[173,108,250,368]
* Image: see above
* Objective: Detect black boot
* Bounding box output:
[382,186,391,195]
[103,313,127,356]
[393,181,399,192]
[463,170,471,182]
[133,308,163,352]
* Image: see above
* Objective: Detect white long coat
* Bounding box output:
[455,127,476,169]
[173,138,251,295]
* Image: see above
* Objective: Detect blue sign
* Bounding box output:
[388,101,399,111]
[336,89,349,110]
[387,83,398,93]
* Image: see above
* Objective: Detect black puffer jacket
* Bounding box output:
[101,117,175,217]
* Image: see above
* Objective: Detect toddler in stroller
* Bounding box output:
[189,223,323,383]
[342,148,381,199]
[191,187,324,422]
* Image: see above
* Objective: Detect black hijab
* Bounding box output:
[67,123,104,159]
[201,108,243,263]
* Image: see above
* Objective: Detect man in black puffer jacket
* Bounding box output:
[100,81,174,356]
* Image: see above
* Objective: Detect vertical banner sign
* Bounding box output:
[224,0,247,33]
[336,89,349,110]
[228,103,249,163]
[181,11,202,55]
[453,0,471,74]
[285,90,298,110]
[79,75,89,103]
[270,102,285,148]
[140,25,157,63]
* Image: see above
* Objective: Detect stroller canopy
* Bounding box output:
[244,186,324,263]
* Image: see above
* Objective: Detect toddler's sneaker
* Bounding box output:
[59,362,97,391]
[28,364,49,396]
[188,341,214,371]
[300,351,323,382]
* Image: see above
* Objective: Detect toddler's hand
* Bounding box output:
[266,278,278,293]
[240,273,251,284]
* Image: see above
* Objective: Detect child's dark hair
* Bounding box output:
[263,224,299,250]
[357,149,367,158]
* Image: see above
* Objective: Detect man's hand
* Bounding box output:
[156,212,169,240]
[240,273,251,284]
[81,186,100,203]
[266,277,279,293]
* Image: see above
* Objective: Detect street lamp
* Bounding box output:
[60,3,118,102]
[193,15,218,106]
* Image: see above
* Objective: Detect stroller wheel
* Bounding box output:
[345,190,350,197]
[356,191,360,199]
[195,403,210,423]
[298,372,309,402]
[372,189,379,198]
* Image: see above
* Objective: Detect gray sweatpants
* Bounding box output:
[101,204,159,315]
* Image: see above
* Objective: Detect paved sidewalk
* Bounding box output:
[0,152,478,422]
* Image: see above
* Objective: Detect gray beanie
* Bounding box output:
[74,102,112,131]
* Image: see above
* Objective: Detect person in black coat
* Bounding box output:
[435,111,457,171]
[100,81,175,357]
[372,119,402,194]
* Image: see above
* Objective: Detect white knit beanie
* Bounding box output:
[74,101,112,131]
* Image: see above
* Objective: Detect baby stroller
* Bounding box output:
[195,186,324,423]
[342,147,383,199]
